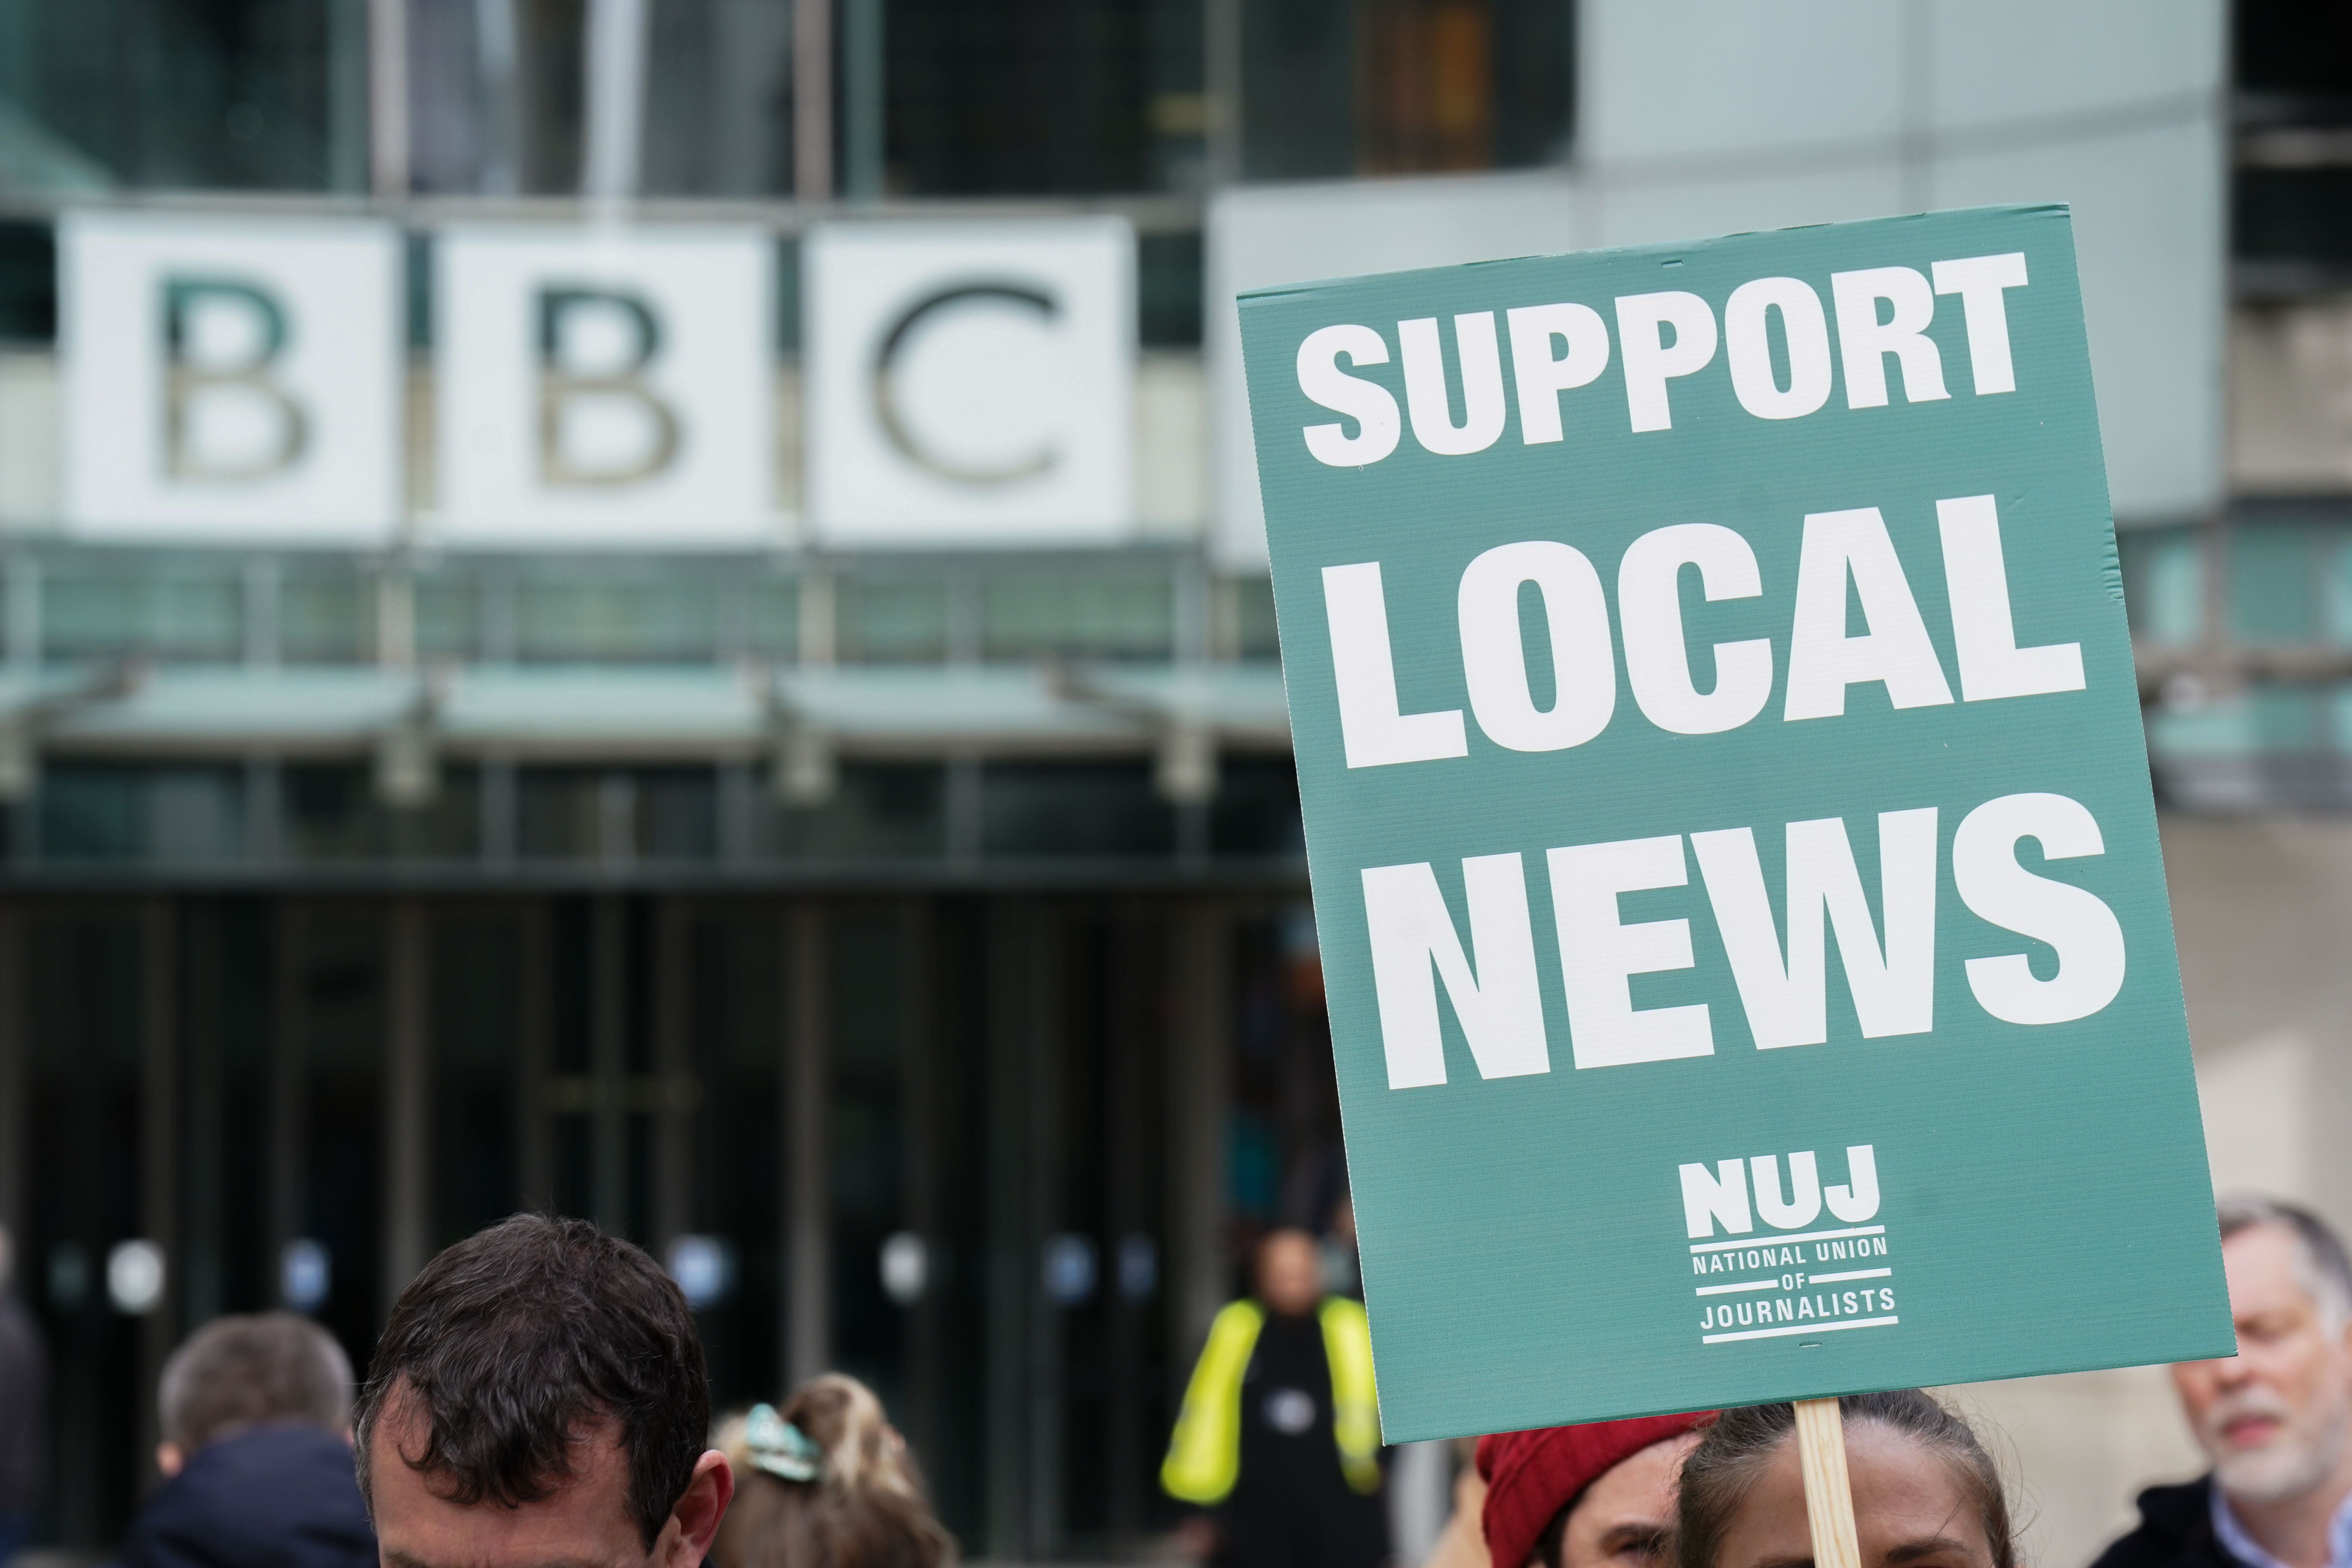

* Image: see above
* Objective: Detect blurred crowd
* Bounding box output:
[0,1194,2341,1568]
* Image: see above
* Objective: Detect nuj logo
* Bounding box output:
[1679,1145,1898,1346]
[1679,1144,1880,1239]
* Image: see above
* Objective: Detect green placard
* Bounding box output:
[1239,205,2231,1442]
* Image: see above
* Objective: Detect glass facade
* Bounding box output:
[14,891,1334,1559]
[2234,0,2352,294]
[0,0,2343,1561]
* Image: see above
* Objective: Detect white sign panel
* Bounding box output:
[1208,1,2222,565]
[61,211,403,542]
[434,225,774,546]
[806,219,1134,548]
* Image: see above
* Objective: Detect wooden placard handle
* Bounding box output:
[1794,1398,1863,1568]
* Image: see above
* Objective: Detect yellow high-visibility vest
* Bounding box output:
[1161,1296,1382,1504]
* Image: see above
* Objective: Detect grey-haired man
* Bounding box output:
[2095,1198,2352,1568]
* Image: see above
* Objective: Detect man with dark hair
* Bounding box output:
[114,1312,375,1568]
[354,1214,733,1568]
[2095,1197,2352,1568]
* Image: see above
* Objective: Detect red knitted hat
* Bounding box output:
[1476,1412,1717,1568]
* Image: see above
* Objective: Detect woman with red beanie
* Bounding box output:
[1472,1412,1718,1568]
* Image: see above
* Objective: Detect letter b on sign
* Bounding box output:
[537,287,681,487]
[163,278,310,482]
[61,210,402,540]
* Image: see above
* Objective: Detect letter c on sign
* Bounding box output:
[874,282,1061,485]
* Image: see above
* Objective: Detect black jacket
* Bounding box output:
[2092,1477,2253,1568]
[0,1294,44,1515]
[112,1425,377,1568]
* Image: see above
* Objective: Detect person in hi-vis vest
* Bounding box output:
[1163,1228,1386,1568]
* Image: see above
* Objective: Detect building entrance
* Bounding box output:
[7,886,1339,1561]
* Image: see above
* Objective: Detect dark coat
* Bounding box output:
[0,1293,44,1515]
[2091,1477,2252,1568]
[113,1425,377,1568]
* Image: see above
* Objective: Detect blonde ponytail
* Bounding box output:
[714,1375,953,1568]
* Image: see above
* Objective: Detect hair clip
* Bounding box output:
[743,1403,824,1483]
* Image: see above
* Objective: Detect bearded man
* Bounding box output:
[2096,1199,2352,1568]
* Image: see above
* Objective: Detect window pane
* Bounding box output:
[518,576,721,663]
[5,0,349,191]
[282,565,374,664]
[637,768,718,860]
[417,571,481,661]
[2118,529,2204,646]
[983,575,1172,661]
[746,576,801,660]
[47,564,241,662]
[273,763,481,862]
[768,764,947,859]
[520,768,603,860]
[1244,0,1572,179]
[885,0,1200,196]
[40,765,244,863]
[1230,577,1280,660]
[2232,524,2319,642]
[841,579,949,663]
[639,0,796,197]
[1210,756,1303,857]
[982,761,1171,857]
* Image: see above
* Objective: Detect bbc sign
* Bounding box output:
[57,211,1137,550]
[61,212,405,541]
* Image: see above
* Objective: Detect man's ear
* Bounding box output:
[659,1451,735,1568]
[156,1441,186,1479]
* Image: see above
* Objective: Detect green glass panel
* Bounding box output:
[745,577,800,659]
[2146,700,2259,759]
[38,765,144,860]
[518,576,719,662]
[981,575,1173,660]
[1232,576,1280,659]
[45,565,240,661]
[282,567,373,663]
[840,579,947,663]
[42,572,141,657]
[416,572,481,660]
[2327,539,2352,647]
[2117,529,2202,646]
[2249,684,2322,750]
[38,764,242,862]
[2230,524,2317,643]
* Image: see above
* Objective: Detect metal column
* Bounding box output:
[581,0,651,202]
[898,899,941,1461]
[982,899,1031,1560]
[652,897,693,1256]
[784,902,830,1387]
[367,0,409,197]
[792,0,833,200]
[136,900,178,1489]
[1167,901,1232,1359]
[590,894,631,1236]
[1020,906,1067,1559]
[383,899,431,1310]
[269,903,308,1305]
[516,902,554,1212]
[1103,904,1155,1549]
